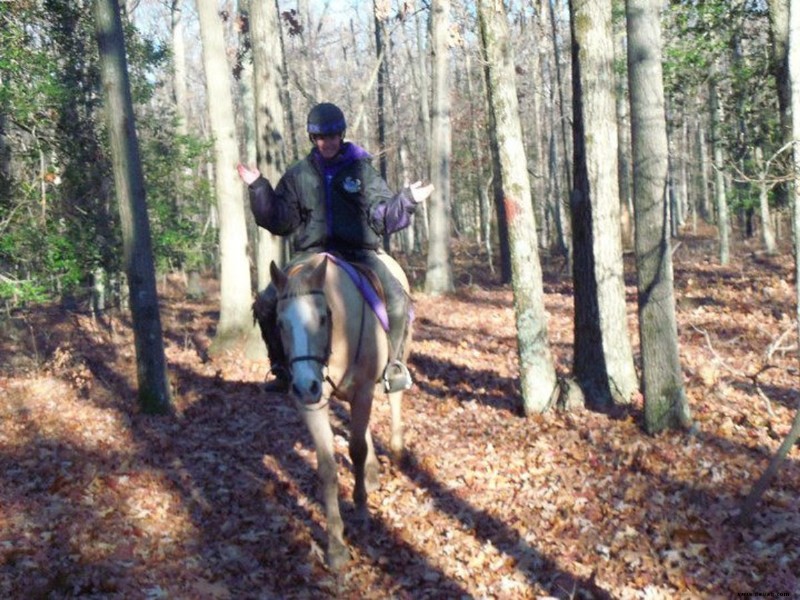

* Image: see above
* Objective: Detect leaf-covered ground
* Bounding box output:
[1,230,799,599]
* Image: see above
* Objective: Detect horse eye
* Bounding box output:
[319,315,327,327]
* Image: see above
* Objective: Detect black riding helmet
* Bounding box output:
[307,103,347,137]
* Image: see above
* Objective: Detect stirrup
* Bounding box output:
[383,360,412,393]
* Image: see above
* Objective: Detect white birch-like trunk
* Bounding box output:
[197,0,254,348]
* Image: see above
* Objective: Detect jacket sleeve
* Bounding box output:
[249,175,301,236]
[365,164,418,235]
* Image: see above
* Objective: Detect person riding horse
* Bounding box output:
[237,102,433,393]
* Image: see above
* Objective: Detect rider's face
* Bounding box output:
[312,133,343,160]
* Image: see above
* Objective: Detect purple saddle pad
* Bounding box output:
[322,253,390,332]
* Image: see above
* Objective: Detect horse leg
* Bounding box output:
[349,391,375,525]
[364,428,380,494]
[300,407,349,571]
[388,389,404,462]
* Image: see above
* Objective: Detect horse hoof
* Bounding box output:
[327,541,350,572]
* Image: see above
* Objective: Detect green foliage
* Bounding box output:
[0,1,216,309]
[662,1,729,102]
[728,183,758,214]
[0,278,49,305]
[0,4,69,128]
[141,127,216,273]
[661,0,783,219]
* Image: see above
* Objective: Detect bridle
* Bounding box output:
[278,288,335,407]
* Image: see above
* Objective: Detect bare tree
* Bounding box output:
[626,0,691,433]
[94,0,171,414]
[737,0,800,521]
[250,0,287,289]
[197,0,254,351]
[710,73,731,265]
[374,0,389,251]
[614,0,634,250]
[425,0,454,294]
[170,0,189,136]
[768,0,791,148]
[464,45,492,264]
[477,0,558,414]
[569,0,638,409]
[767,0,792,212]
[545,0,572,259]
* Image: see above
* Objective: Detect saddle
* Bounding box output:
[320,252,390,332]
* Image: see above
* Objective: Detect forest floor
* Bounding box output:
[1,227,799,599]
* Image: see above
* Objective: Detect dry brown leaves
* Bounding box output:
[1,232,798,599]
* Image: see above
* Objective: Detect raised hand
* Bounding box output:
[237,163,261,185]
[408,181,434,204]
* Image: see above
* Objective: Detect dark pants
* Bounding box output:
[253,250,411,374]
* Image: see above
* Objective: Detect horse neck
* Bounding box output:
[324,262,387,374]
[323,262,361,328]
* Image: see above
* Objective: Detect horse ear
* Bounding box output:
[270,261,287,291]
[309,256,328,288]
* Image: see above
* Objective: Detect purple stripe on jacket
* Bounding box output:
[314,142,416,235]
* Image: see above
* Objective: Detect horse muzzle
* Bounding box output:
[290,376,324,407]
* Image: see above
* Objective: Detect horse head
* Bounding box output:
[271,258,332,407]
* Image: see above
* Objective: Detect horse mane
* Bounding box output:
[273,256,329,298]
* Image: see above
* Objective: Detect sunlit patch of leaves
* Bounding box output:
[1,232,798,598]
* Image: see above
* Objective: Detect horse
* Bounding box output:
[268,252,410,571]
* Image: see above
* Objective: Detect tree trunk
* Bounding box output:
[94,0,171,414]
[569,0,638,410]
[414,10,431,253]
[278,7,299,163]
[626,0,691,434]
[768,0,791,209]
[696,117,711,222]
[768,0,791,148]
[197,0,254,350]
[425,0,454,294]
[477,0,559,415]
[374,1,390,251]
[297,0,319,104]
[542,0,570,259]
[464,47,480,245]
[250,0,287,289]
[547,0,572,203]
[754,146,778,255]
[680,119,690,231]
[526,14,547,252]
[0,69,8,200]
[738,0,800,523]
[710,77,731,265]
[464,47,491,263]
[613,1,633,251]
[737,0,800,513]
[171,0,189,136]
